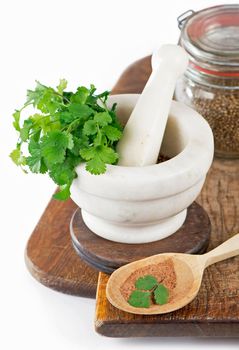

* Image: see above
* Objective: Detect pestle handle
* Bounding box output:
[117,45,188,167]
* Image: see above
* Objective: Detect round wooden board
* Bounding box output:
[71,202,211,274]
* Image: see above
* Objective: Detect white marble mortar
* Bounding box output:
[70,94,214,244]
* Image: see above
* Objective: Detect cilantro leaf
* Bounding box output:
[154,284,169,305]
[49,155,78,185]
[26,138,46,173]
[135,275,158,291]
[53,184,71,201]
[41,131,69,165]
[57,79,67,95]
[20,119,34,141]
[94,112,112,126]
[81,145,118,167]
[93,131,103,146]
[103,125,122,141]
[96,146,118,164]
[38,92,60,114]
[26,82,46,107]
[30,113,61,134]
[13,110,21,131]
[67,133,74,150]
[70,135,89,156]
[128,290,151,308]
[68,104,93,118]
[9,147,26,166]
[59,111,75,124]
[83,120,97,136]
[85,156,106,175]
[71,86,89,104]
[80,147,96,161]
[27,81,62,114]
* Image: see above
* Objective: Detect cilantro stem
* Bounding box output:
[35,80,71,104]
[64,118,82,133]
[28,129,41,138]
[99,97,108,110]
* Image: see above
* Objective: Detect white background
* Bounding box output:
[1,0,238,349]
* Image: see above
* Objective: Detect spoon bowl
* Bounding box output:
[106,234,239,314]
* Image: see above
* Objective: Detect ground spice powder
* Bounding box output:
[120,258,176,304]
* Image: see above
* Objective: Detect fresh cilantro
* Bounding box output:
[20,120,34,142]
[128,274,169,308]
[57,79,68,95]
[70,86,89,104]
[53,184,71,201]
[85,156,106,175]
[13,110,21,131]
[41,131,70,165]
[135,275,158,290]
[103,125,122,141]
[128,290,151,308]
[10,79,122,200]
[83,120,97,136]
[26,82,46,107]
[27,139,46,173]
[96,146,118,164]
[49,155,78,185]
[10,147,26,166]
[154,284,169,305]
[68,104,93,118]
[94,112,112,126]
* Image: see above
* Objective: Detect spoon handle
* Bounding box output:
[202,233,239,268]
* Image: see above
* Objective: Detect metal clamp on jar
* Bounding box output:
[175,5,239,159]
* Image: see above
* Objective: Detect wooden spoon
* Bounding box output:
[106,233,239,315]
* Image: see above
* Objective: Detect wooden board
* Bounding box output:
[71,202,210,274]
[25,198,99,297]
[96,158,239,337]
[95,61,239,336]
[25,54,239,337]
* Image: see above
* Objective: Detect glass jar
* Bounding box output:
[175,5,239,159]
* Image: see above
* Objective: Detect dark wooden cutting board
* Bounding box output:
[95,156,239,337]
[25,55,239,337]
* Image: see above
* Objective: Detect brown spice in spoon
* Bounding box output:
[120,258,176,303]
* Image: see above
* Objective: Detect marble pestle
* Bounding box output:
[117,44,189,166]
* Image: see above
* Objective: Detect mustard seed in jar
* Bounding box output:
[175,5,239,158]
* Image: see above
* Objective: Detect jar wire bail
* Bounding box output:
[177,10,195,29]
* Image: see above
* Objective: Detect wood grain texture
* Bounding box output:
[95,158,239,337]
[25,198,99,297]
[95,57,239,337]
[106,234,239,315]
[25,55,239,337]
[71,202,210,274]
[111,56,151,95]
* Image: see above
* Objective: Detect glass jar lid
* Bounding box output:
[179,5,239,72]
